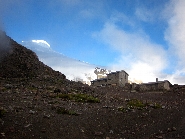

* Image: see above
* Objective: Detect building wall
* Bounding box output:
[135,81,171,91]
[106,70,128,87]
[107,72,119,85]
[118,70,128,87]
[91,70,128,87]
[138,83,158,91]
[162,81,171,90]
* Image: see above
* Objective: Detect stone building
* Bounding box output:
[135,78,172,92]
[91,70,129,87]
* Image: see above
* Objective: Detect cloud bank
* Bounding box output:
[163,0,185,84]
[22,40,98,85]
[93,0,185,84]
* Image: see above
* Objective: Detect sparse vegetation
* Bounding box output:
[56,107,79,116]
[118,106,127,113]
[151,103,162,109]
[0,107,6,118]
[127,99,146,109]
[1,87,8,92]
[118,99,162,112]
[57,93,100,103]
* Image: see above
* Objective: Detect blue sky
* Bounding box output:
[1,0,185,84]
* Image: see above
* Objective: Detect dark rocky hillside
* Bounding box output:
[0,32,65,79]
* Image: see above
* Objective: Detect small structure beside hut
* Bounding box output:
[91,70,129,87]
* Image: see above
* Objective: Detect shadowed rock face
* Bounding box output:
[0,31,12,62]
[0,32,66,79]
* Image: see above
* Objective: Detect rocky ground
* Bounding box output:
[0,78,185,139]
[0,32,185,139]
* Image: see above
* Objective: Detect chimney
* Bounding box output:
[156,78,158,82]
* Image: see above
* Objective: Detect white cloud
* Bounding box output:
[53,0,107,21]
[165,0,185,63]
[135,8,153,22]
[31,40,50,48]
[135,1,168,23]
[164,0,185,84]
[166,69,185,85]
